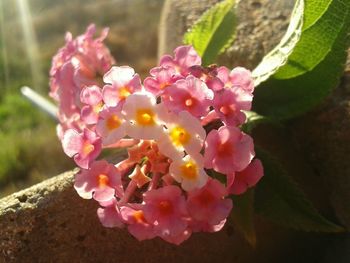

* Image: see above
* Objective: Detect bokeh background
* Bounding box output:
[0,0,164,197]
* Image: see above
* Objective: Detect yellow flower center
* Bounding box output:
[119,87,131,100]
[136,108,156,126]
[170,126,191,146]
[93,102,103,114]
[159,82,171,90]
[180,161,198,180]
[106,114,121,131]
[82,142,94,156]
[98,174,109,188]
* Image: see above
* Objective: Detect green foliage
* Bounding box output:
[0,93,73,190]
[231,189,256,246]
[183,0,237,65]
[252,0,350,119]
[255,148,344,233]
[275,0,348,79]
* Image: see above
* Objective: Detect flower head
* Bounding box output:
[96,106,127,146]
[160,45,201,76]
[187,179,232,228]
[217,66,254,93]
[74,160,123,202]
[227,159,264,195]
[102,66,142,107]
[62,128,101,169]
[142,185,188,238]
[50,24,115,136]
[122,92,166,140]
[162,76,214,118]
[52,40,262,245]
[204,126,255,174]
[169,153,208,191]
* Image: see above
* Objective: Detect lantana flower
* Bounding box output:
[160,45,201,76]
[62,128,101,169]
[103,66,142,107]
[52,28,263,245]
[204,126,255,174]
[122,92,166,140]
[162,76,214,118]
[74,160,123,202]
[50,24,115,137]
[169,153,208,191]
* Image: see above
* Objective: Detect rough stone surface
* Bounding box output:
[292,72,350,230]
[159,0,295,69]
[1,169,349,263]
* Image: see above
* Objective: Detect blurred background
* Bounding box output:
[0,0,164,197]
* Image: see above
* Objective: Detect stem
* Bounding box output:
[148,172,161,191]
[119,180,138,205]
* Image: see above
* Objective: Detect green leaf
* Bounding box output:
[252,0,350,119]
[275,0,349,79]
[255,148,345,232]
[183,0,237,65]
[231,189,256,247]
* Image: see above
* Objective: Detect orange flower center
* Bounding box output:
[98,174,109,188]
[180,161,198,180]
[170,126,191,146]
[136,108,156,126]
[159,82,171,90]
[106,114,121,130]
[133,210,146,223]
[82,142,94,156]
[119,87,131,100]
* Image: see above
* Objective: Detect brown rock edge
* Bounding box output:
[1,169,349,263]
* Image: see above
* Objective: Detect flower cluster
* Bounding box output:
[50,25,263,245]
[50,24,115,139]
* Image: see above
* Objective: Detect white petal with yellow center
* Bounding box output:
[169,153,208,191]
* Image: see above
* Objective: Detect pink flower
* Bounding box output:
[120,205,156,241]
[187,179,232,228]
[142,185,188,238]
[102,66,142,107]
[204,126,255,174]
[97,198,124,228]
[162,76,214,118]
[143,66,180,96]
[50,24,115,135]
[227,159,264,195]
[62,128,102,169]
[213,87,252,126]
[80,85,104,125]
[189,65,224,91]
[160,45,201,76]
[96,106,127,147]
[74,160,123,202]
[217,66,254,93]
